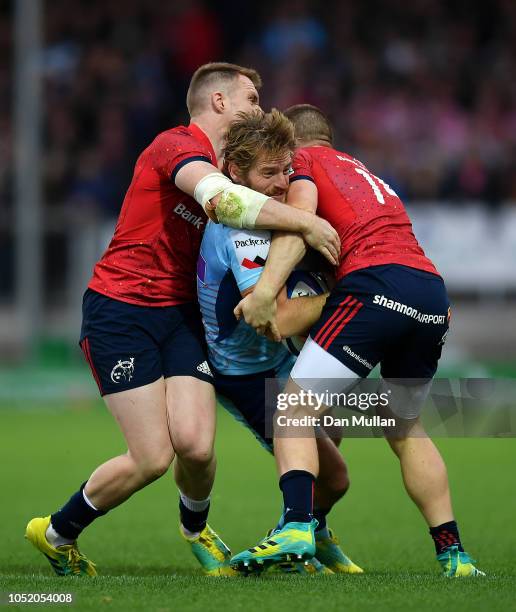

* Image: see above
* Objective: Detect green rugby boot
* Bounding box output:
[315,527,364,574]
[25,516,97,577]
[231,520,318,572]
[181,524,238,576]
[437,545,485,577]
[263,528,333,575]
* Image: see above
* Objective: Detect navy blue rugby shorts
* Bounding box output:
[79,289,213,396]
[308,264,450,380]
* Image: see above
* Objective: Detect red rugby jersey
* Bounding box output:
[89,123,216,306]
[291,146,439,280]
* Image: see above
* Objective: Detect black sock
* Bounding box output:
[429,520,464,554]
[50,482,106,540]
[179,498,209,533]
[313,508,329,532]
[279,470,315,524]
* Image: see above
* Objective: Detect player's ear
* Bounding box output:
[211,91,225,114]
[227,161,243,184]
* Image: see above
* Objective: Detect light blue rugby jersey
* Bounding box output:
[197,221,291,375]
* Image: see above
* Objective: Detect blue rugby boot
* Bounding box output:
[231,520,317,572]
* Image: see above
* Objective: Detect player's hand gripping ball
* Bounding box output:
[282,271,329,355]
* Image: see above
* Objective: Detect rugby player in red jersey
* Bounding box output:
[231,105,484,577]
[25,70,340,577]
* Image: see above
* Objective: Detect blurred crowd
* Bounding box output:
[1,0,516,222]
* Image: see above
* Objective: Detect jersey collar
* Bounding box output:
[189,123,218,166]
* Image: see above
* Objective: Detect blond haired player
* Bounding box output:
[198,109,362,574]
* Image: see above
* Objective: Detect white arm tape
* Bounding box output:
[193,172,231,210]
[193,172,269,229]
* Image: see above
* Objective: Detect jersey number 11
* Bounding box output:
[336,154,398,205]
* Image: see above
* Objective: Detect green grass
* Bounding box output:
[1,402,515,611]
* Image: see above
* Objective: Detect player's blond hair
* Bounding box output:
[223,109,295,178]
[283,104,333,146]
[186,62,262,117]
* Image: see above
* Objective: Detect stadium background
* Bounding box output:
[1,1,515,610]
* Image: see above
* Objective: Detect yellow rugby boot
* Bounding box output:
[25,516,97,577]
[315,528,364,574]
[181,524,238,576]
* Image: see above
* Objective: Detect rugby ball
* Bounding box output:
[282,270,329,356]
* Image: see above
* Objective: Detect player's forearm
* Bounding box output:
[253,231,307,301]
[252,199,312,233]
[191,170,313,233]
[277,294,328,338]
[250,189,316,298]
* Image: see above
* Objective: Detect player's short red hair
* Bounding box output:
[283,104,333,146]
[187,62,262,116]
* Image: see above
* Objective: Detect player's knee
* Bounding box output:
[139,458,171,483]
[135,449,174,483]
[174,437,214,468]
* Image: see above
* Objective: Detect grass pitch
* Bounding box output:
[1,399,515,611]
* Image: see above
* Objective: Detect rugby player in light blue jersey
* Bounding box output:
[197,110,362,574]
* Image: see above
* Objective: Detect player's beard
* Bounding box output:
[267,191,287,203]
